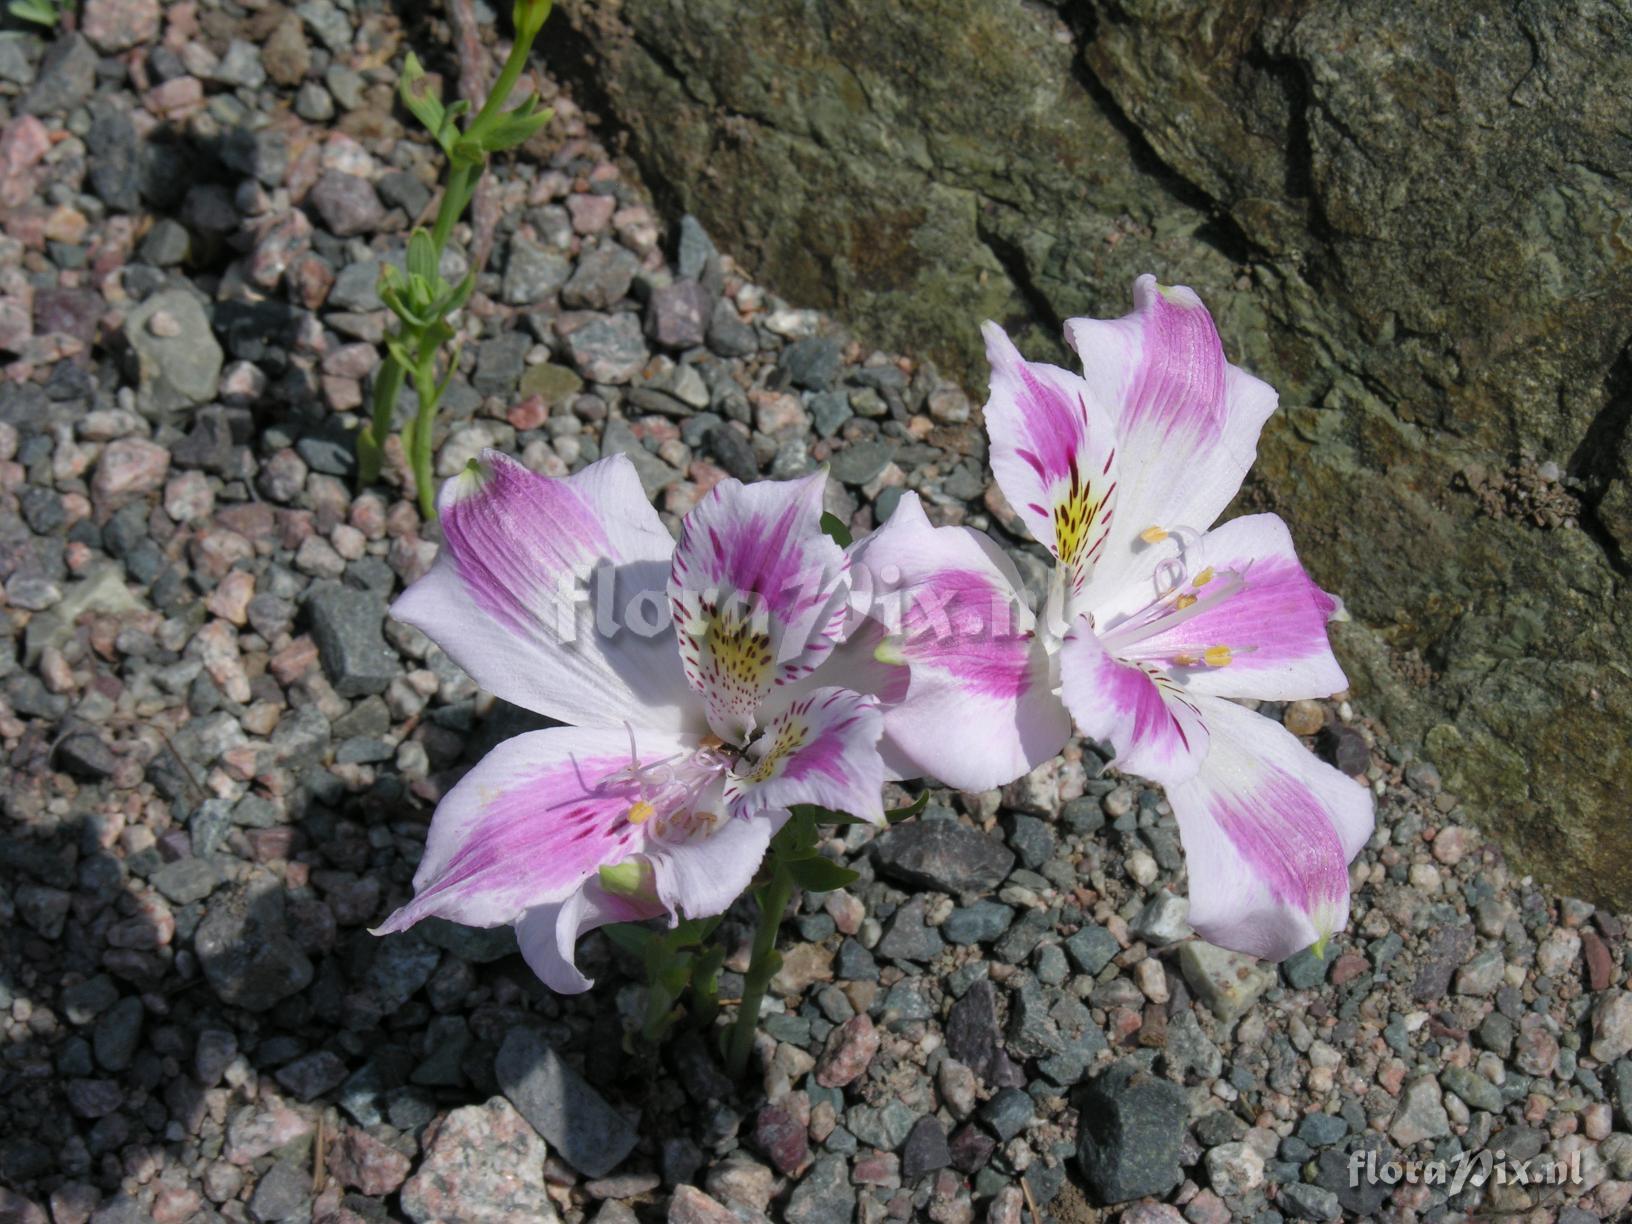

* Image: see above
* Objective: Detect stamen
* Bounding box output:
[626,801,654,825]
[1174,593,1197,610]
[1204,645,1232,667]
[1193,566,1215,586]
[1140,525,1168,544]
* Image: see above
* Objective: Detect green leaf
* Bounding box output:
[7,0,60,28]
[786,856,860,893]
[398,53,448,144]
[475,99,555,155]
[885,789,930,822]
[603,923,657,956]
[818,511,853,548]
[407,230,439,284]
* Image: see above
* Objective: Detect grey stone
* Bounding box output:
[86,101,141,213]
[876,896,945,963]
[566,314,650,384]
[472,331,532,397]
[92,997,143,1072]
[22,34,96,116]
[1441,1065,1503,1113]
[124,290,223,422]
[942,901,1013,946]
[62,975,119,1025]
[1163,1009,1222,1081]
[562,245,640,309]
[645,280,712,350]
[784,1154,856,1224]
[497,1028,638,1179]
[1295,1113,1350,1148]
[979,1087,1033,1142]
[1075,1060,1189,1204]
[872,820,1015,897]
[1064,924,1119,976]
[503,237,573,305]
[307,585,396,697]
[248,1159,311,1223]
[601,418,682,497]
[828,439,896,487]
[310,171,385,236]
[944,979,1001,1078]
[1179,941,1275,1021]
[778,336,842,390]
[1277,1181,1342,1222]
[900,1116,950,1180]
[194,871,314,1012]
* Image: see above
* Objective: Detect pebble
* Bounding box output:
[1076,1061,1189,1204]
[400,1098,558,1224]
[497,1028,638,1179]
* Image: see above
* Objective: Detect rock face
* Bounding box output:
[558,0,1632,905]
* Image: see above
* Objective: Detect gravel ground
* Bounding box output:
[2,4,1631,1223]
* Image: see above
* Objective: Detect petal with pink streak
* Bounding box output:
[392,451,698,733]
[374,725,698,933]
[1169,695,1374,961]
[1066,275,1278,602]
[515,883,663,994]
[1059,618,1210,788]
[725,687,885,825]
[1094,513,1347,702]
[668,471,851,742]
[846,494,1071,792]
[981,322,1119,594]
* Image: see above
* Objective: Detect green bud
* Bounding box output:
[513,0,552,40]
[599,859,654,899]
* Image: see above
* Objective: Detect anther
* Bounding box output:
[1140,525,1168,544]
[1203,645,1233,668]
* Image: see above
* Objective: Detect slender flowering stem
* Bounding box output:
[727,860,794,1077]
[357,6,552,516]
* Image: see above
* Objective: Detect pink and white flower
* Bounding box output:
[376,453,885,991]
[840,275,1370,959]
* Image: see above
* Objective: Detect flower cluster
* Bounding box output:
[376,275,1373,1010]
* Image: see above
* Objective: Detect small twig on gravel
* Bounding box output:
[445,0,503,273]
[1020,1174,1040,1223]
[313,1113,327,1194]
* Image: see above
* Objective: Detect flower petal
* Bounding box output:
[1169,696,1374,961]
[652,806,785,919]
[1096,513,1347,701]
[1066,275,1277,598]
[981,322,1119,595]
[392,451,698,733]
[515,883,663,995]
[725,687,886,825]
[374,725,697,933]
[669,471,851,741]
[1059,618,1210,787]
[845,493,1071,792]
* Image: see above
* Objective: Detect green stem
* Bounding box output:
[409,348,442,521]
[727,863,793,1077]
[355,16,543,501]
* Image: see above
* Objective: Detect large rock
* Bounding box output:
[559,0,1632,905]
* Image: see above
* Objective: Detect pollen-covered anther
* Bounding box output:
[625,800,654,825]
[1203,645,1233,668]
[1192,566,1215,586]
[1139,525,1169,544]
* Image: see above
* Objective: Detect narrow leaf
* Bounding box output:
[787,856,860,893]
[885,790,930,822]
[407,230,438,284]
[398,52,447,140]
